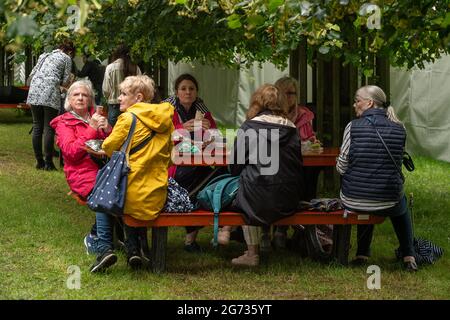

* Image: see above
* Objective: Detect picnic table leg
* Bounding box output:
[151,226,168,273]
[332,225,352,266]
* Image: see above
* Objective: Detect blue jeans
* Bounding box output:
[356,195,415,258]
[95,212,114,254]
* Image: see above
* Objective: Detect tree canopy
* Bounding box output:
[1,0,449,73]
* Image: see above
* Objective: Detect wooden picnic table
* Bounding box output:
[171,146,340,167]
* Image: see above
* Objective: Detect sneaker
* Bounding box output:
[272,232,287,250]
[403,259,418,272]
[83,234,98,255]
[36,160,45,170]
[128,254,143,270]
[231,252,259,267]
[260,233,272,253]
[44,161,57,171]
[90,250,117,273]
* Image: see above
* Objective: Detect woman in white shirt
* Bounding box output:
[102,44,141,127]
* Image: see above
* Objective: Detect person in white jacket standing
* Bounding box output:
[27,40,75,170]
[102,44,141,127]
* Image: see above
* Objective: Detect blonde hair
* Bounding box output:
[358,85,403,126]
[274,76,299,114]
[246,84,288,120]
[64,80,95,111]
[274,76,298,96]
[119,75,155,102]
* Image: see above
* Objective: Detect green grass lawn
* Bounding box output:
[0,109,449,300]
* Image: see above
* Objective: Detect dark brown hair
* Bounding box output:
[246,84,288,120]
[58,40,75,56]
[174,73,199,92]
[111,44,138,78]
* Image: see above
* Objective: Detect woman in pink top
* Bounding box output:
[275,77,319,143]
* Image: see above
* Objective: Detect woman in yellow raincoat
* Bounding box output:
[101,75,174,270]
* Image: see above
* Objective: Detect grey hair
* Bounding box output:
[358,85,403,126]
[64,79,95,111]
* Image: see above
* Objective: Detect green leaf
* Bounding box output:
[353,16,362,28]
[247,15,265,27]
[267,0,283,14]
[91,0,102,10]
[441,12,450,28]
[363,68,373,78]
[227,14,242,29]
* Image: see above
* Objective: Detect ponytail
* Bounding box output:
[386,105,404,127]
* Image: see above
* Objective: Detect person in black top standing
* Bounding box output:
[77,53,106,105]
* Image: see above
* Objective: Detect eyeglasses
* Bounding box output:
[285,91,297,96]
[354,96,371,103]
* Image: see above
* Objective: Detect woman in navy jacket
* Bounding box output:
[336,85,417,272]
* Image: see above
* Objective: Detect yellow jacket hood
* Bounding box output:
[127,102,174,134]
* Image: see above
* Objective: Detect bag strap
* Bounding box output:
[188,169,221,198]
[120,113,137,154]
[211,176,239,247]
[205,173,232,188]
[27,52,51,85]
[130,131,156,155]
[367,116,405,182]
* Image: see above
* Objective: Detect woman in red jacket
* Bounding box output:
[50,80,115,272]
[164,73,224,252]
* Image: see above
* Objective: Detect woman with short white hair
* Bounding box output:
[51,80,113,272]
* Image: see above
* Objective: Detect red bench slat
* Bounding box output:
[123,210,385,227]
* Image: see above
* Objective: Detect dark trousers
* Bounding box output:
[355,195,415,258]
[107,104,121,127]
[31,105,59,163]
[124,224,149,257]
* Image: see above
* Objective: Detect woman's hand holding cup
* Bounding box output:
[90,113,108,130]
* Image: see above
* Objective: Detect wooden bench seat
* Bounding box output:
[123,210,384,227]
[122,210,385,273]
